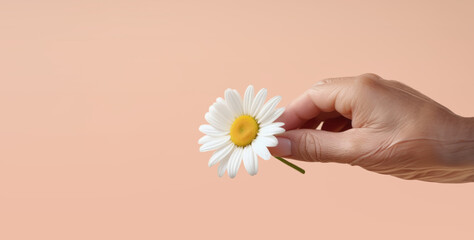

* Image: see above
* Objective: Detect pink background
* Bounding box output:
[1,1,473,239]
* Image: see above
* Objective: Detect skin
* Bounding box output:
[269,73,474,183]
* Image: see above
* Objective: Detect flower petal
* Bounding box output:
[243,85,254,115]
[208,143,234,167]
[260,107,285,126]
[257,135,278,147]
[218,154,231,177]
[199,136,230,152]
[260,121,285,129]
[227,147,243,178]
[198,135,213,144]
[199,124,228,136]
[256,96,281,124]
[205,112,230,131]
[225,88,243,117]
[208,106,232,128]
[211,101,234,123]
[250,88,267,117]
[258,125,285,136]
[252,138,271,160]
[243,145,258,176]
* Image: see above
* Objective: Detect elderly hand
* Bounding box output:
[270,73,474,183]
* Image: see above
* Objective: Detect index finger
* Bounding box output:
[277,92,321,130]
[277,76,359,130]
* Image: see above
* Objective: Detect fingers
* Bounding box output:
[270,73,384,163]
[276,76,353,130]
[276,92,321,130]
[269,128,371,164]
[277,73,383,130]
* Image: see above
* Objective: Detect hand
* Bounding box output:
[269,73,474,183]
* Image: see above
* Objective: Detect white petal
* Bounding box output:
[199,136,231,152]
[258,125,285,136]
[216,97,225,103]
[207,107,232,129]
[199,124,228,136]
[243,145,258,176]
[218,154,231,177]
[257,135,278,147]
[250,88,267,117]
[261,121,285,128]
[208,143,234,167]
[260,107,285,126]
[198,135,213,144]
[256,96,281,124]
[205,112,230,131]
[243,85,254,115]
[227,147,243,178]
[211,101,234,123]
[251,138,271,160]
[225,89,243,116]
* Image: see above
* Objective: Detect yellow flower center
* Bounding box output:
[230,115,259,147]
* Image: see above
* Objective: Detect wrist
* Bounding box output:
[440,115,474,168]
[460,116,474,139]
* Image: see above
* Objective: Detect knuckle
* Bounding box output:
[312,77,349,88]
[354,73,382,88]
[359,73,381,80]
[298,132,320,162]
[311,78,331,88]
[386,79,402,86]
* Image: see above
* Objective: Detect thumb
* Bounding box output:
[269,129,368,164]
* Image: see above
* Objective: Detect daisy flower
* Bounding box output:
[199,85,305,178]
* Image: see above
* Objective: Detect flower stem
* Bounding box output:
[274,156,305,174]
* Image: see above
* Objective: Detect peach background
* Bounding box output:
[1,0,473,239]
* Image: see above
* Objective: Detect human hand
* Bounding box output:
[269,73,474,183]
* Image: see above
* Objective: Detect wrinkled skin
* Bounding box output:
[269,73,474,183]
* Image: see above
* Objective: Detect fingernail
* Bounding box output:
[271,137,292,157]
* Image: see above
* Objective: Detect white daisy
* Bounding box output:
[198,85,286,178]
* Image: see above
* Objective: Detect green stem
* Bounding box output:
[274,156,305,174]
